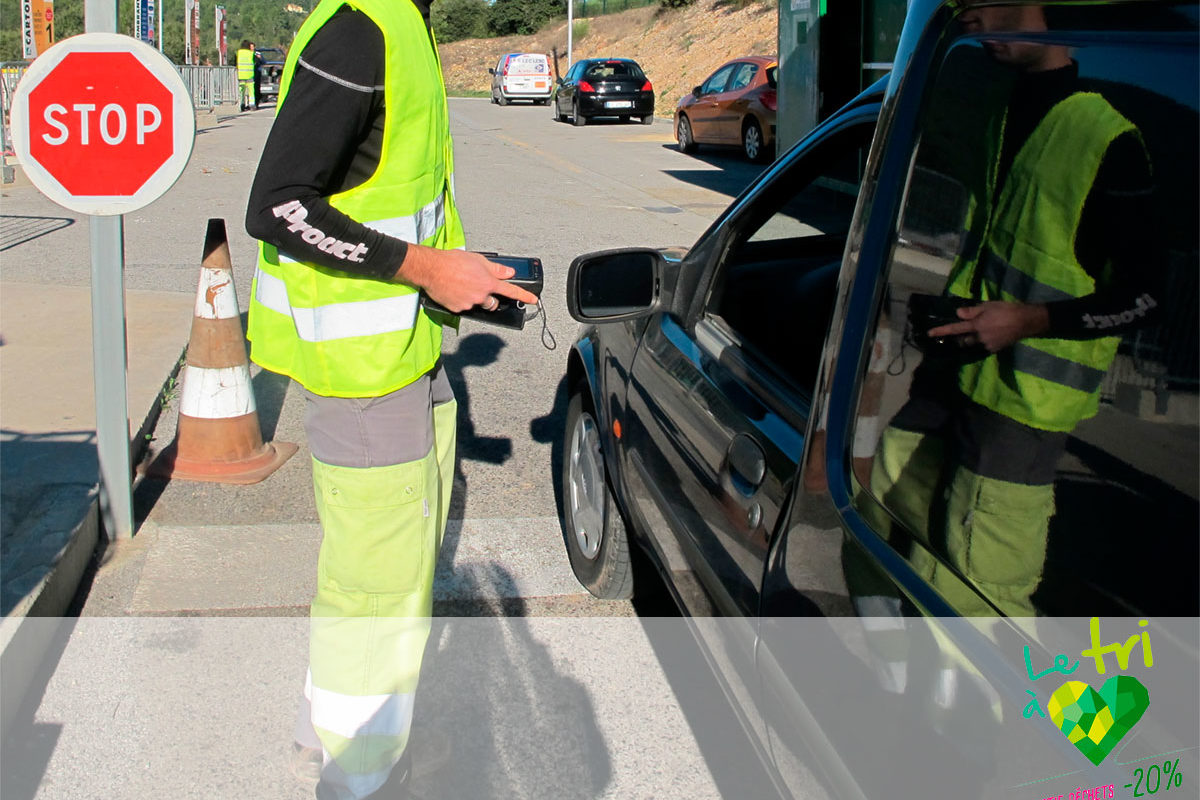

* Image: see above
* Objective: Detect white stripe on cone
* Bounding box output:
[193,266,241,320]
[179,364,257,419]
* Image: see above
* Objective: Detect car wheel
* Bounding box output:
[552,98,564,122]
[561,390,634,600]
[743,118,768,162]
[677,114,697,153]
[641,114,654,125]
[573,99,587,126]
[498,92,508,106]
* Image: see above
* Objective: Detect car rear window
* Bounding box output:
[584,61,644,79]
[505,54,549,75]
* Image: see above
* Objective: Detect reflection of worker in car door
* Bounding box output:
[844,5,1163,750]
[876,4,1162,619]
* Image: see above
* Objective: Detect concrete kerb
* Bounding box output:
[0,345,188,742]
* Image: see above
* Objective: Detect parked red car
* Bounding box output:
[674,56,777,162]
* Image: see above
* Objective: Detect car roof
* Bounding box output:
[713,55,777,70]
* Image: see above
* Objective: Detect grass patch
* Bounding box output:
[573,19,591,40]
[448,88,491,98]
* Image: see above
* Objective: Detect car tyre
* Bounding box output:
[498,92,508,106]
[573,99,587,126]
[743,118,768,162]
[641,114,654,125]
[677,114,697,153]
[561,391,634,600]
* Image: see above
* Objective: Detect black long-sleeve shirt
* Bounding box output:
[246,5,432,281]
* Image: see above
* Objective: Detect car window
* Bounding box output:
[727,63,758,92]
[704,121,874,394]
[584,61,643,79]
[701,65,735,95]
[847,16,1199,618]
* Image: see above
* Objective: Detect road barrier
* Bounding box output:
[177,64,240,111]
[2,62,238,184]
[1,62,30,184]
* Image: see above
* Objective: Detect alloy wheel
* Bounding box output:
[567,411,605,559]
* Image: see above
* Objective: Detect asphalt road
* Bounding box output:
[3,100,784,799]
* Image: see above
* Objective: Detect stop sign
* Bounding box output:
[11,33,195,215]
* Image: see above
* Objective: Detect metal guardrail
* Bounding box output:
[1,62,239,184]
[177,65,240,110]
[1,61,31,184]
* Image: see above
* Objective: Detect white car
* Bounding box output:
[489,53,553,105]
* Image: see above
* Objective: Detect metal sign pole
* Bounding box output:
[90,217,133,540]
[85,0,134,540]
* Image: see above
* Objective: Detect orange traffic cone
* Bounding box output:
[145,219,297,484]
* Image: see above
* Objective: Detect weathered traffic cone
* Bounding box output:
[145,219,297,484]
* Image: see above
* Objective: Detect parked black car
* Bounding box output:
[560,1,1198,798]
[553,58,654,126]
[256,46,286,104]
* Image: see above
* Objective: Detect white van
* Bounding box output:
[489,53,553,105]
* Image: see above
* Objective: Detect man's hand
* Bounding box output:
[927,301,1049,353]
[394,245,539,312]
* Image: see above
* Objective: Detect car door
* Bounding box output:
[689,64,735,141]
[557,61,583,114]
[618,111,877,751]
[714,61,758,142]
[759,6,1199,800]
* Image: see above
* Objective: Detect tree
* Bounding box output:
[488,0,564,37]
[432,0,490,43]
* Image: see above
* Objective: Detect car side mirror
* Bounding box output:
[488,68,496,75]
[692,85,702,98]
[567,248,662,322]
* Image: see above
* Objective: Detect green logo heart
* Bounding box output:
[1047,676,1150,765]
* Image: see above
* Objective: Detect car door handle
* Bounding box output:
[726,434,766,497]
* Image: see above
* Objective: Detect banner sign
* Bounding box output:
[21,0,54,59]
[192,0,201,64]
[135,0,156,47]
[216,6,227,66]
[184,0,200,64]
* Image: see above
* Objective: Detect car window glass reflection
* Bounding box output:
[847,17,1199,618]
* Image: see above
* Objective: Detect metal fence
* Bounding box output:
[177,65,240,110]
[1,62,30,184]
[1,62,239,184]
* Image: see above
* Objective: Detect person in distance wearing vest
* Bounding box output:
[236,40,256,111]
[244,0,538,797]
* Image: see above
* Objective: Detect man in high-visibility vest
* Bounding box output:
[244,0,537,797]
[236,40,255,111]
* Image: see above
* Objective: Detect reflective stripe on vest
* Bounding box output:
[946,92,1137,431]
[1010,343,1107,395]
[276,195,446,264]
[253,267,420,341]
[978,251,1075,305]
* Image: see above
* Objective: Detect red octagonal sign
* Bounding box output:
[11,33,195,215]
